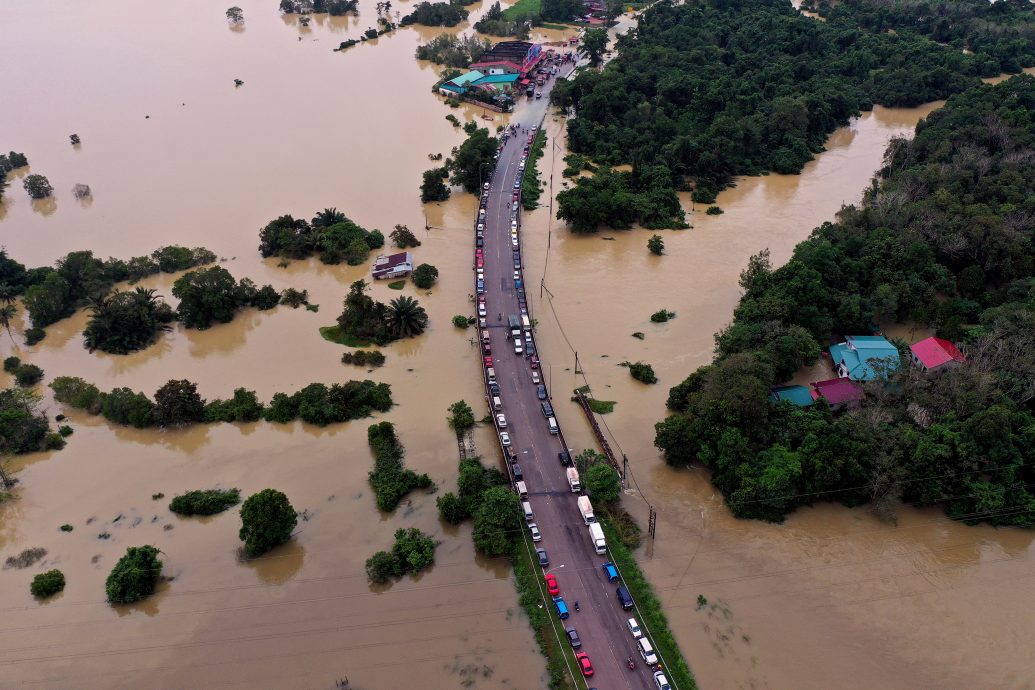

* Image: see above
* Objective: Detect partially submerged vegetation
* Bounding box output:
[367,421,434,512]
[365,527,437,583]
[551,0,1010,230]
[106,545,162,603]
[415,33,493,67]
[400,1,468,27]
[168,489,241,516]
[520,129,547,210]
[0,387,65,455]
[259,208,384,266]
[50,376,393,429]
[657,76,1035,525]
[335,280,429,345]
[239,489,297,556]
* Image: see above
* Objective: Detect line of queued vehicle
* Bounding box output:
[473,100,672,690]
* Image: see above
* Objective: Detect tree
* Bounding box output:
[436,492,467,523]
[105,546,162,603]
[585,463,621,503]
[0,387,51,455]
[239,489,298,557]
[412,263,439,289]
[452,314,470,328]
[627,361,657,384]
[447,400,475,433]
[23,175,53,199]
[390,225,421,248]
[153,379,206,426]
[421,167,450,202]
[226,6,244,22]
[0,304,16,343]
[13,363,43,387]
[23,272,72,328]
[172,266,240,329]
[647,234,664,255]
[30,569,65,598]
[83,288,174,354]
[582,28,608,66]
[366,550,400,583]
[472,485,521,556]
[386,296,428,338]
[447,127,498,193]
[168,488,241,516]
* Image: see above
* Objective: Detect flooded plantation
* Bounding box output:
[2,0,1034,689]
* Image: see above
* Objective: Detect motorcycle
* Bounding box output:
[627,656,635,671]
[574,600,580,611]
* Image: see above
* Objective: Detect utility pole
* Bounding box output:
[648,505,657,542]
[0,461,12,489]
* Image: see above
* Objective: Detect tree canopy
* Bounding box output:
[106,546,162,603]
[258,209,384,266]
[239,489,297,557]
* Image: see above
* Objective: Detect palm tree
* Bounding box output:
[0,284,16,306]
[312,207,347,228]
[0,304,17,343]
[385,296,428,338]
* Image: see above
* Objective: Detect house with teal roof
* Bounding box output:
[829,335,900,381]
[438,70,486,96]
[769,385,815,407]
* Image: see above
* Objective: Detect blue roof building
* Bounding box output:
[829,335,900,381]
[769,385,815,407]
[438,70,486,95]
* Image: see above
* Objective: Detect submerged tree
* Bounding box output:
[386,296,428,338]
[226,6,244,23]
[83,288,174,354]
[23,175,53,199]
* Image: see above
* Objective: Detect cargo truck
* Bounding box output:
[577,496,595,525]
[588,521,606,554]
[566,467,581,492]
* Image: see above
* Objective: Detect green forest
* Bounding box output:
[656,77,1035,526]
[551,0,1022,230]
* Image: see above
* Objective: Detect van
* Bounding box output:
[638,637,658,666]
[515,480,528,499]
[616,585,633,610]
[492,396,503,411]
[547,417,558,435]
[627,617,642,639]
[522,501,533,522]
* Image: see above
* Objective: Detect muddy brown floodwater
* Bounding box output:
[2,0,1033,688]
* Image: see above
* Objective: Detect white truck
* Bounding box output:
[588,521,606,555]
[566,467,581,493]
[578,496,595,525]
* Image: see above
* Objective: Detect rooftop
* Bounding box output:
[811,378,864,406]
[910,337,966,369]
[473,41,534,66]
[769,385,815,407]
[447,70,485,87]
[830,335,900,381]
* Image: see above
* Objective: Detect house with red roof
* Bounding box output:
[909,337,966,372]
[810,378,864,409]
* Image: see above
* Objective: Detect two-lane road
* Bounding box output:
[477,64,658,690]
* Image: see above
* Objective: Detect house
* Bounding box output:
[909,337,966,372]
[769,385,815,407]
[371,252,413,280]
[470,41,544,76]
[829,335,900,381]
[810,378,864,409]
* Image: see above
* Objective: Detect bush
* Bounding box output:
[367,421,434,512]
[101,387,155,427]
[105,546,162,603]
[280,288,309,308]
[30,569,66,598]
[626,361,657,384]
[412,263,439,289]
[24,328,45,345]
[447,400,475,433]
[3,356,20,373]
[706,206,723,215]
[452,314,470,328]
[586,463,621,503]
[341,350,386,367]
[58,425,73,437]
[647,234,665,255]
[365,550,400,584]
[50,377,101,413]
[23,174,54,199]
[204,388,264,423]
[366,528,437,584]
[168,488,241,516]
[239,489,297,557]
[650,309,675,323]
[436,492,467,524]
[153,379,206,426]
[14,364,44,387]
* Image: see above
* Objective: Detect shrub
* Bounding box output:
[446,400,475,433]
[650,309,675,323]
[412,263,439,289]
[647,234,665,255]
[367,421,434,512]
[60,524,74,531]
[239,489,297,557]
[44,432,65,450]
[436,492,466,524]
[706,206,723,215]
[14,364,44,387]
[366,528,437,584]
[3,356,20,373]
[153,379,206,426]
[24,328,45,345]
[204,388,264,423]
[101,387,155,427]
[365,550,400,584]
[341,350,386,367]
[280,288,309,308]
[452,315,470,328]
[105,546,162,603]
[586,463,621,503]
[627,361,657,384]
[168,488,241,516]
[23,174,54,199]
[58,425,73,437]
[30,569,65,598]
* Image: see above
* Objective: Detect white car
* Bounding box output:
[511,220,518,230]
[496,413,507,428]
[531,371,540,384]
[512,238,519,248]
[500,431,511,447]
[513,271,520,280]
[483,182,490,191]
[514,339,523,354]
[529,522,542,542]
[478,304,487,317]
[479,317,487,328]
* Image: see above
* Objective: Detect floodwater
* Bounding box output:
[2,1,1033,690]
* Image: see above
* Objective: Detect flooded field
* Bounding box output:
[2,0,1034,688]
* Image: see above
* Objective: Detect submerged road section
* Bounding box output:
[473,61,665,690]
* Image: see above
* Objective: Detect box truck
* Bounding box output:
[588,522,606,554]
[578,496,595,525]
[566,467,581,492]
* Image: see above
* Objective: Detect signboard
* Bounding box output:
[522,43,542,72]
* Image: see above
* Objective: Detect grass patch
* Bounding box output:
[319,325,371,348]
[387,280,406,290]
[502,0,542,20]
[599,515,697,690]
[521,129,547,210]
[511,535,577,690]
[587,398,616,414]
[540,22,568,29]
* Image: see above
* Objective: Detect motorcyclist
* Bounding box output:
[574,600,580,611]
[497,312,502,321]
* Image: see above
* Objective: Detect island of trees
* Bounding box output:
[400,1,468,27]
[259,207,384,265]
[550,0,1025,231]
[655,76,1035,527]
[330,280,429,346]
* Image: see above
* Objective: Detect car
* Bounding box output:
[531,371,541,384]
[477,223,484,232]
[514,340,523,354]
[565,627,582,650]
[478,304,487,318]
[627,617,643,639]
[519,160,526,169]
[530,522,542,542]
[545,573,560,595]
[513,257,521,269]
[513,180,520,189]
[496,413,508,429]
[512,201,519,211]
[476,237,484,248]
[483,181,490,191]
[476,279,485,294]
[542,402,554,417]
[512,238,519,248]
[515,279,523,290]
[558,450,571,465]
[512,191,519,200]
[512,462,522,480]
[536,548,549,567]
[476,258,484,268]
[499,431,511,447]
[488,382,500,396]
[484,355,493,367]
[535,91,542,99]
[616,585,634,610]
[511,221,518,231]
[575,652,593,677]
[478,208,485,218]
[537,384,547,400]
[513,271,520,280]
[552,595,567,618]
[479,317,487,328]
[475,248,484,257]
[602,561,619,582]
[530,355,539,368]
[653,670,672,690]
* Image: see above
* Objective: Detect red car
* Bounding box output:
[530,355,539,369]
[545,573,560,596]
[476,257,484,268]
[475,249,484,258]
[484,356,493,366]
[575,652,593,677]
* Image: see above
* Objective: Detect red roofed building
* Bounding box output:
[371,252,413,280]
[909,337,966,372]
[810,378,864,409]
